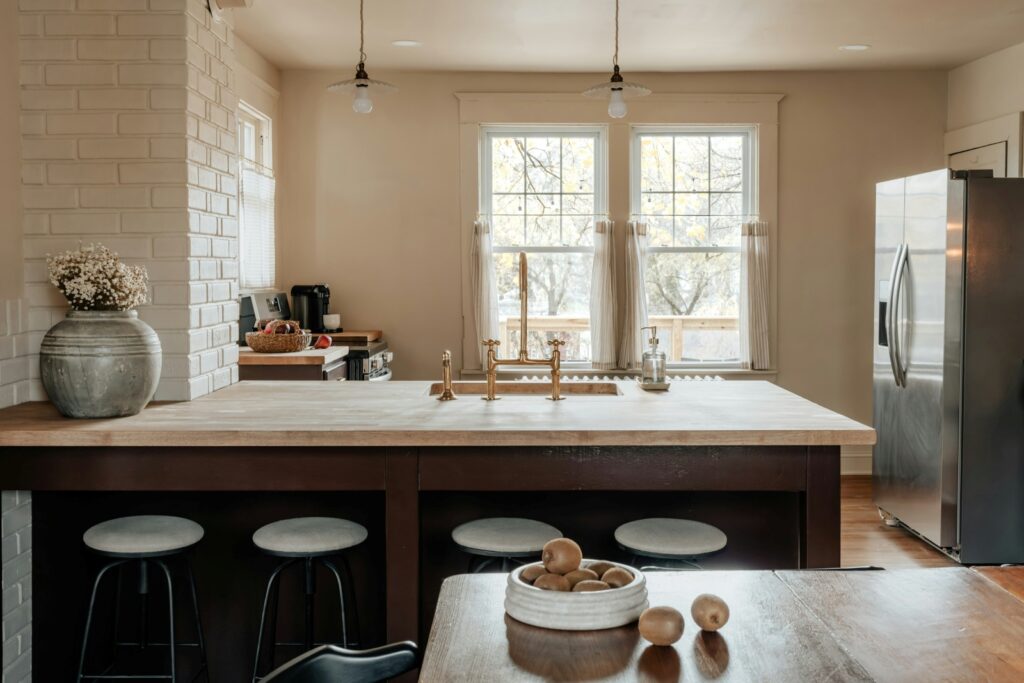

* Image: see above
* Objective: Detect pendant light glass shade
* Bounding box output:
[583,0,650,118]
[326,0,396,114]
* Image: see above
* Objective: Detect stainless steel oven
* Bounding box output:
[345,342,393,381]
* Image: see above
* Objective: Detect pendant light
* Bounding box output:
[582,0,650,118]
[327,0,396,114]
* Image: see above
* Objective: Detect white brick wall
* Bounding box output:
[19,0,240,402]
[5,4,242,677]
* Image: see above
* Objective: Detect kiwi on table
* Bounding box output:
[586,561,616,577]
[542,538,583,575]
[638,606,685,646]
[691,593,730,631]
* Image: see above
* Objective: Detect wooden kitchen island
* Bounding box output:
[0,379,873,680]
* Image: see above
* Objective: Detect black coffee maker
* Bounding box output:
[290,284,331,332]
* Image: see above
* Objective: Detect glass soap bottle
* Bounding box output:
[641,326,666,385]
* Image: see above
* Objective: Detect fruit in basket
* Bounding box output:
[533,573,571,592]
[274,322,295,334]
[542,538,582,575]
[572,579,610,592]
[262,322,275,334]
[564,568,599,587]
[520,564,547,584]
[314,334,332,349]
[601,567,634,588]
[639,606,684,646]
[691,593,730,631]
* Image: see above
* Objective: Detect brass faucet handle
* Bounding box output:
[481,339,501,348]
[547,339,566,347]
[442,350,452,364]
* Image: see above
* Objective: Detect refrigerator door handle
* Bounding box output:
[885,244,905,386]
[891,243,910,387]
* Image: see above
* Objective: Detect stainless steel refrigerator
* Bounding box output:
[873,168,1024,564]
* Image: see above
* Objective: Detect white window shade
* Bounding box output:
[239,166,276,290]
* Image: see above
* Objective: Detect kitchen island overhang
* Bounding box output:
[0,379,874,662]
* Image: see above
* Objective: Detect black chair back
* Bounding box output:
[261,641,418,683]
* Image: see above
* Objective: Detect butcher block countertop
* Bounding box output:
[238,346,349,366]
[0,380,874,448]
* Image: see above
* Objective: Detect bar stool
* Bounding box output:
[451,517,562,572]
[77,515,208,682]
[615,518,727,570]
[251,517,367,682]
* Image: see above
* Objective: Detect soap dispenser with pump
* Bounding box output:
[640,325,668,389]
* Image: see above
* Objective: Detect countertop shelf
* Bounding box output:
[0,380,875,448]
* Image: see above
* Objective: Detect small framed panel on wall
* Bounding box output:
[944,112,1023,177]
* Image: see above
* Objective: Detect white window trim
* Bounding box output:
[629,124,757,369]
[456,92,782,375]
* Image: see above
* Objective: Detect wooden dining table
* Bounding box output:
[419,567,1024,682]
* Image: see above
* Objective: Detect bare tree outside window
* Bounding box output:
[485,131,604,361]
[635,131,751,363]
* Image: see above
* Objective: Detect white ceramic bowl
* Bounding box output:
[504,559,648,631]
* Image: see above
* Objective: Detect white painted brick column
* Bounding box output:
[6,2,243,679]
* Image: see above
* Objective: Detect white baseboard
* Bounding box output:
[841,445,872,475]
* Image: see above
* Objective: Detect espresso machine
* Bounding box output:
[290,284,331,333]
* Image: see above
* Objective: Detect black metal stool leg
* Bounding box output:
[185,559,209,681]
[266,568,281,673]
[303,558,316,651]
[139,559,150,650]
[109,564,123,666]
[320,559,348,648]
[252,559,294,683]
[339,555,361,647]
[78,560,126,683]
[155,560,176,682]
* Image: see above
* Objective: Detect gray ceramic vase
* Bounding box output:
[40,310,162,418]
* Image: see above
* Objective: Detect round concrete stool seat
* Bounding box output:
[83,515,205,558]
[253,517,368,558]
[615,518,727,559]
[452,517,562,557]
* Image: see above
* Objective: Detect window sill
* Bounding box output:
[459,367,777,381]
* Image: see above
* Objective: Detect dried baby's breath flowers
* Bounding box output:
[47,244,149,311]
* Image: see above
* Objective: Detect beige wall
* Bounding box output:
[1,0,22,300]
[279,69,947,424]
[948,40,1024,130]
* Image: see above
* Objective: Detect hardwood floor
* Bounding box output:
[841,475,955,568]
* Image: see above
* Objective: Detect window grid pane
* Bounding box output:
[485,131,603,362]
[635,130,750,364]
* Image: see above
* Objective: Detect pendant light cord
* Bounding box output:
[359,0,367,63]
[613,0,619,67]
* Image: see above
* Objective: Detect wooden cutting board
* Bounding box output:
[321,329,382,343]
[238,346,349,366]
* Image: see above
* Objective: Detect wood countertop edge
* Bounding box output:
[0,428,876,448]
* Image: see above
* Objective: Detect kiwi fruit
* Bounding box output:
[638,606,685,646]
[586,561,616,577]
[520,564,547,584]
[601,567,634,588]
[691,593,730,631]
[572,579,610,592]
[563,568,599,587]
[542,538,583,575]
[533,573,571,592]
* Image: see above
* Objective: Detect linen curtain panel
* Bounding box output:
[617,221,650,370]
[589,220,616,369]
[740,219,771,370]
[239,167,276,290]
[471,219,500,368]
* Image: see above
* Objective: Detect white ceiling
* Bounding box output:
[232,0,1024,72]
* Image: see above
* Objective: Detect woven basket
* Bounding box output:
[245,320,311,353]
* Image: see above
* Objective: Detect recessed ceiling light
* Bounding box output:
[392,40,422,48]
[839,44,871,51]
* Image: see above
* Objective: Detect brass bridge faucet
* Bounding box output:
[481,252,565,401]
[437,350,457,401]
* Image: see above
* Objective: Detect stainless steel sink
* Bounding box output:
[427,381,621,396]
